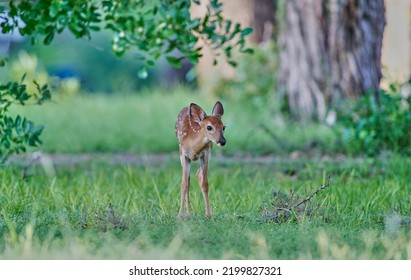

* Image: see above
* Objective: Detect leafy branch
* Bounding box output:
[0,62,51,163]
[0,0,253,161]
[1,0,253,73]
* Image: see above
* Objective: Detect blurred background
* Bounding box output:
[0,0,410,157]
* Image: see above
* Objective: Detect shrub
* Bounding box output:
[339,81,411,155]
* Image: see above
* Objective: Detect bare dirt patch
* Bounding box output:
[9,151,351,167]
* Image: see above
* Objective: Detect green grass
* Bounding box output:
[1,155,410,259]
[3,88,410,259]
[11,86,337,155]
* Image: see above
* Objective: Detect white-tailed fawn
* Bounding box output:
[175,101,226,218]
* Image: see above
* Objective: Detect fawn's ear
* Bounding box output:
[212,101,224,118]
[189,103,206,124]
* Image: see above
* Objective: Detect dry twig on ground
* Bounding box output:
[263,175,331,223]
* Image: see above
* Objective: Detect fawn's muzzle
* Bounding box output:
[218,138,226,146]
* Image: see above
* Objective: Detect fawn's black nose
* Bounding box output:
[219,138,226,146]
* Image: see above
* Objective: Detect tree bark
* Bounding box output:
[278,0,386,120]
[250,0,277,43]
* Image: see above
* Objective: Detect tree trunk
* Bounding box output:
[250,0,277,43]
[278,0,386,120]
[191,0,276,88]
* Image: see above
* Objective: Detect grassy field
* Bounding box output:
[1,155,411,259]
[1,88,410,259]
[10,87,337,155]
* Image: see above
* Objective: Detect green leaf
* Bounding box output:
[44,32,55,45]
[20,73,27,83]
[0,58,7,67]
[32,125,44,136]
[242,48,254,54]
[186,19,200,30]
[146,60,155,67]
[227,60,237,67]
[15,116,21,126]
[49,2,60,18]
[166,56,183,68]
[15,116,22,135]
[3,139,10,149]
[24,120,33,134]
[210,0,222,10]
[241,27,253,36]
[225,20,232,33]
[89,25,101,31]
[186,53,200,64]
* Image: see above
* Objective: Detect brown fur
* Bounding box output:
[175,101,226,218]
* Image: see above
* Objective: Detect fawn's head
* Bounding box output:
[189,101,226,146]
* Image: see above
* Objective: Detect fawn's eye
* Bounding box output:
[223,126,226,131]
[206,125,213,131]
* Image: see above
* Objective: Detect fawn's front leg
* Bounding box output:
[179,154,191,218]
[197,151,211,218]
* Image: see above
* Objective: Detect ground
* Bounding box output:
[2,151,410,259]
[1,92,410,259]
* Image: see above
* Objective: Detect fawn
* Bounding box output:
[175,101,226,218]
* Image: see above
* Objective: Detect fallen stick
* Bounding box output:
[290,175,331,209]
